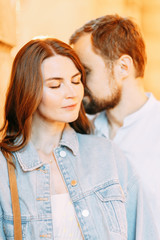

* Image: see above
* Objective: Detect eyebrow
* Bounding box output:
[45,77,62,81]
[45,72,81,81]
[71,72,81,79]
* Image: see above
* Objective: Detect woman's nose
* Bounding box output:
[65,84,77,98]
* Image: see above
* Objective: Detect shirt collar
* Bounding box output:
[94,111,109,138]
[15,124,79,171]
[94,92,158,137]
[123,92,157,126]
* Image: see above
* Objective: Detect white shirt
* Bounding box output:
[51,193,83,240]
[93,93,160,230]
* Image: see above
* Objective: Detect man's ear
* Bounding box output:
[119,55,133,77]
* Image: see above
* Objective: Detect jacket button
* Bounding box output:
[59,150,66,157]
[82,209,89,217]
[71,180,77,186]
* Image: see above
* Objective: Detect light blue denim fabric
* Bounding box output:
[0,125,158,239]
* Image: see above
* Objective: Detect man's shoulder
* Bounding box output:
[77,131,111,148]
[147,93,160,111]
[145,94,160,125]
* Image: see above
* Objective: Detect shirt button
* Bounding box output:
[82,209,89,217]
[71,180,77,186]
[59,150,66,157]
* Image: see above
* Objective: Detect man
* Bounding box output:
[70,14,160,237]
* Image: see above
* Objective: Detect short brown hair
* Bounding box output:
[70,14,147,78]
[0,38,91,163]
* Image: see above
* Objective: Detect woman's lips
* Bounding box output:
[62,103,77,110]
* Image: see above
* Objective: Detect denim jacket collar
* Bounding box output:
[15,124,79,172]
[59,124,79,156]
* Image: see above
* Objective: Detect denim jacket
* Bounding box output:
[0,125,159,239]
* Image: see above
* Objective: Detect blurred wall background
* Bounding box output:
[0,0,160,126]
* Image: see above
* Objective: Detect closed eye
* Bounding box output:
[71,73,81,84]
[49,80,61,88]
[72,79,81,84]
[50,85,60,88]
[45,78,62,89]
[83,66,91,75]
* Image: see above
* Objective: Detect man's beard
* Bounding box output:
[83,86,122,115]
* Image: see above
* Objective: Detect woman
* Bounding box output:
[0,38,157,240]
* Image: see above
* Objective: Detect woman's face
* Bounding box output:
[38,55,84,123]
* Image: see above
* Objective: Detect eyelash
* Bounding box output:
[72,81,81,84]
[50,86,60,89]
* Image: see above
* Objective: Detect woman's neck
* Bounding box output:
[31,112,65,154]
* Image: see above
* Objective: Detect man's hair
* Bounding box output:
[70,14,147,78]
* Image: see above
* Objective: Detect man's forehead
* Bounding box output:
[72,33,107,66]
[72,33,92,49]
[73,33,100,58]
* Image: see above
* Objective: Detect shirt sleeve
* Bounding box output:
[111,142,160,240]
[126,177,160,240]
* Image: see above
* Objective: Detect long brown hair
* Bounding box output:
[70,14,147,78]
[0,38,91,163]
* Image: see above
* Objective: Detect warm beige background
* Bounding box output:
[1,0,160,127]
[0,0,17,127]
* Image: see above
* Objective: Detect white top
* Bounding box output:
[93,93,160,232]
[51,193,83,240]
